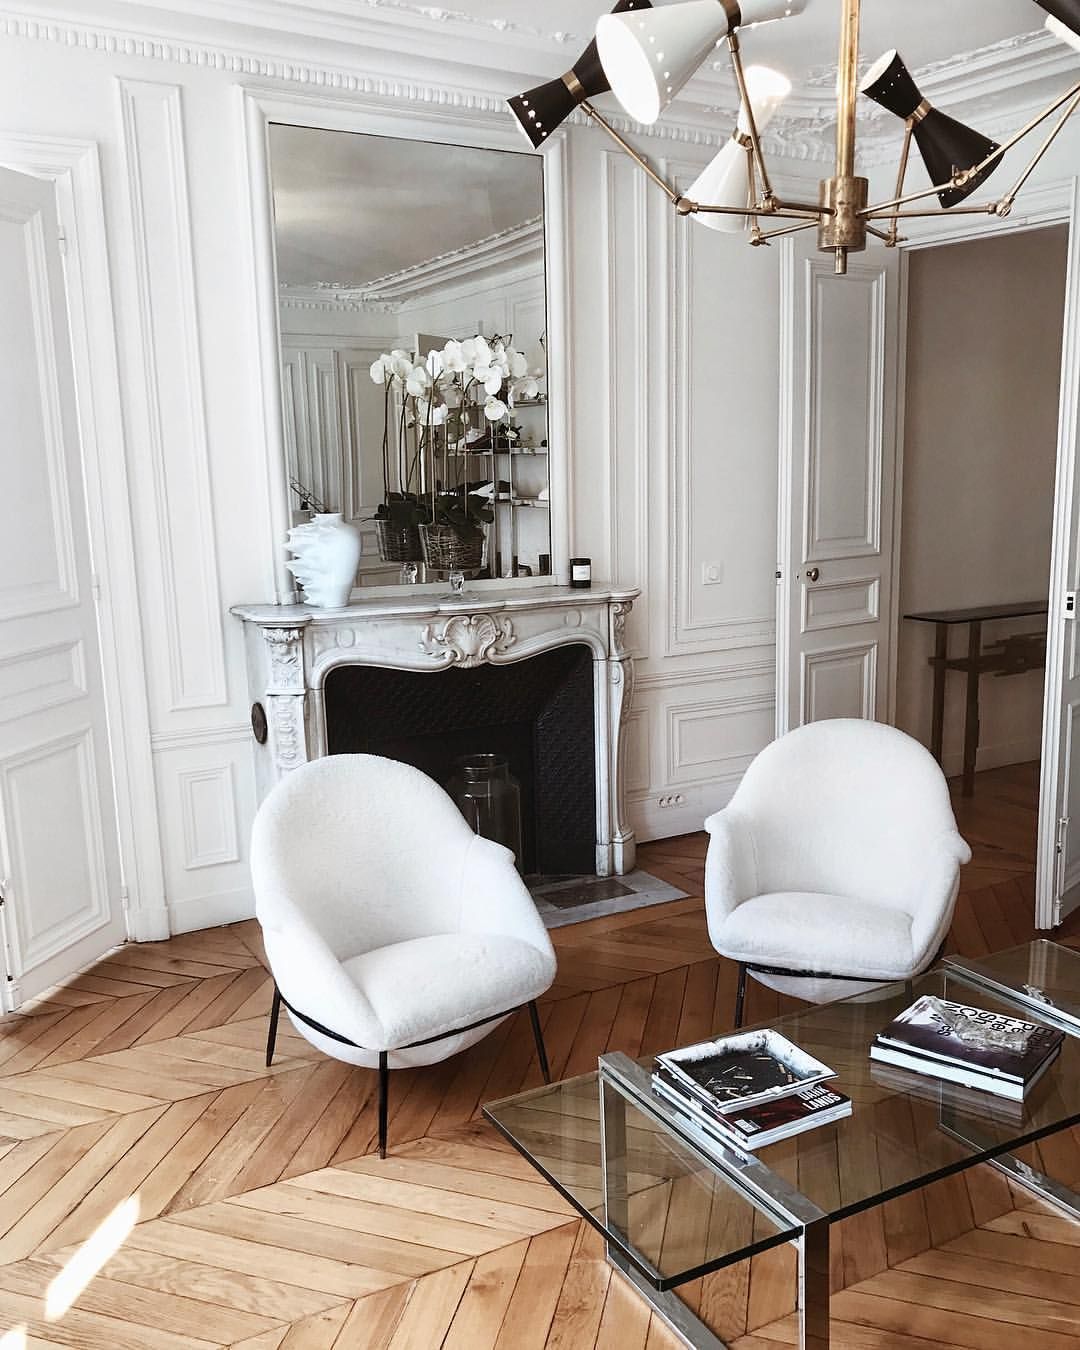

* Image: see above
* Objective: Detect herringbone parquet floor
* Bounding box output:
[1,762,1079,1348]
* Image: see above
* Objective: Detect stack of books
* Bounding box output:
[870,994,1064,1101]
[651,1031,852,1153]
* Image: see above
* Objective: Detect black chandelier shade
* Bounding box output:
[1034,0,1080,36]
[507,0,652,148]
[860,51,1003,209]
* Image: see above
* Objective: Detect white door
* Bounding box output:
[777,239,900,734]
[0,166,125,1010]
[1037,200,1080,928]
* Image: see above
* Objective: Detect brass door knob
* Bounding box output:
[805,567,821,583]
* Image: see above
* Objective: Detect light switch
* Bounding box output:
[702,562,724,585]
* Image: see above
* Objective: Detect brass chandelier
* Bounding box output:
[509,0,1080,274]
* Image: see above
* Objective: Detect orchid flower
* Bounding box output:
[425,349,445,381]
[405,366,430,398]
[484,395,508,422]
[369,356,390,384]
[442,340,467,374]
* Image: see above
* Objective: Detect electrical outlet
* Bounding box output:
[702,562,723,586]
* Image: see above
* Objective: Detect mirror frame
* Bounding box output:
[240,84,571,604]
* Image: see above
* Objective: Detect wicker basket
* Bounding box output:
[375,519,424,563]
[419,523,486,574]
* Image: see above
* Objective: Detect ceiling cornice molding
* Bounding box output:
[279,214,543,306]
[2,5,1077,165]
[277,286,404,314]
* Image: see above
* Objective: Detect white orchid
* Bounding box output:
[369,356,389,384]
[511,376,541,406]
[389,350,413,380]
[484,395,508,422]
[509,350,529,379]
[442,340,467,374]
[405,366,430,398]
[425,349,445,381]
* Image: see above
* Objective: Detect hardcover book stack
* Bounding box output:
[651,1030,851,1153]
[869,995,1064,1101]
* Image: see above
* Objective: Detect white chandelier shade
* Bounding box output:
[596,0,808,127]
[686,66,792,232]
[1047,14,1080,50]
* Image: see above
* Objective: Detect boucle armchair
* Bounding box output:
[252,753,557,1156]
[704,719,971,1022]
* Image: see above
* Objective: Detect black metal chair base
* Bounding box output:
[732,953,941,1028]
[266,985,551,1159]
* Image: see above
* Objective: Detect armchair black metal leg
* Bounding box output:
[266,986,281,1067]
[734,962,748,1029]
[528,1000,551,1084]
[378,1051,389,1160]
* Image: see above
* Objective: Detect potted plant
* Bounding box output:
[369,335,540,576]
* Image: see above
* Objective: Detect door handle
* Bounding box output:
[804,567,821,583]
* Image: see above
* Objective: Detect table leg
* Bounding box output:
[930,623,947,765]
[962,620,981,797]
[799,1217,831,1350]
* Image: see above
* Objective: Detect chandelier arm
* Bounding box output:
[750,217,822,243]
[726,33,776,204]
[690,203,829,221]
[860,77,1080,219]
[579,100,681,204]
[868,204,999,221]
[864,222,902,243]
[996,86,1080,215]
[885,122,914,247]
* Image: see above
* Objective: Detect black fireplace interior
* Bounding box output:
[324,644,596,875]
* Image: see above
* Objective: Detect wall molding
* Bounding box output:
[150,721,251,751]
[117,77,229,712]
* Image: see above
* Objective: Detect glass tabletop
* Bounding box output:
[944,939,1080,1033]
[484,944,1080,1291]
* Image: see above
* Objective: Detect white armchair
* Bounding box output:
[704,720,971,1020]
[251,753,557,1156]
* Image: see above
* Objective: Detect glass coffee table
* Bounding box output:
[484,940,1080,1350]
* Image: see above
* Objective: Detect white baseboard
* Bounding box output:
[125,904,171,943]
[632,775,739,843]
[940,734,1042,780]
[167,886,255,935]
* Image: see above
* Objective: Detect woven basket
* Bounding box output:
[420,523,486,574]
[375,519,424,563]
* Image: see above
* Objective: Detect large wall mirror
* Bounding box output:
[269,123,550,587]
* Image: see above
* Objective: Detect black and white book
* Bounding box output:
[655,1030,835,1115]
[870,994,1063,1100]
[652,1074,851,1151]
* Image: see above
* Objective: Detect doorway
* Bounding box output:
[894,225,1069,901]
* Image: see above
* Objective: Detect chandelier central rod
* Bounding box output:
[835,0,861,182]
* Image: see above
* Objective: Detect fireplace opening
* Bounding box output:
[323,643,597,875]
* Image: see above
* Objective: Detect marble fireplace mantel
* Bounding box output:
[232,585,640,876]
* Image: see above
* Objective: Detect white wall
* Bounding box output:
[0,13,797,935]
[896,226,1069,774]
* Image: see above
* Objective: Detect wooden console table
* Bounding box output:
[904,601,1048,798]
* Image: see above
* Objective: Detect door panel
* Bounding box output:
[0,165,125,1009]
[1037,193,1080,927]
[778,241,899,734]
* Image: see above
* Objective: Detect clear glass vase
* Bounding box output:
[445,753,523,871]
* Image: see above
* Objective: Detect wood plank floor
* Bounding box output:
[1,761,1079,1348]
